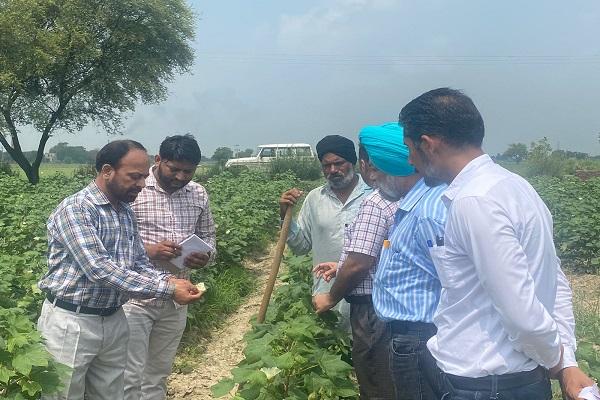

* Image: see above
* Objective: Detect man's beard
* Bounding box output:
[328,170,355,190]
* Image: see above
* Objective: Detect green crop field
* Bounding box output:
[0,169,598,399]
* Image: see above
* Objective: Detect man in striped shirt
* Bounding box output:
[313,122,416,400]
[38,140,202,400]
[371,159,447,399]
[124,134,216,400]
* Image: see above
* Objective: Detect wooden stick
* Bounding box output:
[257,206,293,323]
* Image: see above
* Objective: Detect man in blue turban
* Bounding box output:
[313,122,448,400]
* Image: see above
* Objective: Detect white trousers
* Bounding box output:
[37,299,129,400]
[123,302,187,400]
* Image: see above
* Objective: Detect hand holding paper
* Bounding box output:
[170,234,214,270]
[579,384,600,400]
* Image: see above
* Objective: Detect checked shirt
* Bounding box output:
[39,182,174,309]
[338,189,399,296]
[129,168,216,307]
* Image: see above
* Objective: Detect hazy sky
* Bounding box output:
[19,0,600,157]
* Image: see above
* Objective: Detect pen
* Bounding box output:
[427,239,434,248]
[436,236,444,246]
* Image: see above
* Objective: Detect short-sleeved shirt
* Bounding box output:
[337,190,399,296]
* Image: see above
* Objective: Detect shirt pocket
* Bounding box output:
[428,246,461,288]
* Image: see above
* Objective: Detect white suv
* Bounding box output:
[225,143,315,168]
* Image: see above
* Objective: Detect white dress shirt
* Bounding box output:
[427,154,577,377]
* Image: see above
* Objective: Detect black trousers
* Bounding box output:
[349,300,395,400]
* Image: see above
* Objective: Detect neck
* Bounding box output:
[441,147,485,184]
[94,176,119,207]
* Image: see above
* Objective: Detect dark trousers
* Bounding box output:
[388,320,440,400]
[349,300,395,400]
[438,367,552,400]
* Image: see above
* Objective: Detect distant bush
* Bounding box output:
[269,156,322,181]
[0,160,17,177]
[72,164,97,182]
[523,138,573,177]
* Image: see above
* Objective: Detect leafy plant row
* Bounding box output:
[529,176,600,273]
[0,169,299,398]
[212,255,359,400]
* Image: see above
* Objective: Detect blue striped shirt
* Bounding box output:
[372,178,447,323]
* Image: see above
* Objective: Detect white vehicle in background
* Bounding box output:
[225,143,315,168]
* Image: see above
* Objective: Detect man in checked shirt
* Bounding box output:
[123,134,216,400]
[312,123,418,400]
[37,140,202,400]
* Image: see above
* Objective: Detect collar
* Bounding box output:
[442,154,493,205]
[398,178,431,213]
[87,181,112,206]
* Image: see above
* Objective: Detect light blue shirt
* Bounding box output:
[287,175,372,294]
[372,178,447,323]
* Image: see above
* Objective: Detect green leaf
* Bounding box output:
[11,345,50,375]
[210,379,235,398]
[0,364,16,384]
[318,353,352,378]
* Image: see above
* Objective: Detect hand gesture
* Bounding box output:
[170,278,204,305]
[313,262,338,282]
[557,366,595,400]
[312,293,335,314]
[146,241,182,261]
[279,188,303,219]
[184,252,211,269]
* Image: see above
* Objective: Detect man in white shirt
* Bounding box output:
[279,135,372,324]
[398,88,594,400]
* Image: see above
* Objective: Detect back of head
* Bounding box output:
[399,88,485,148]
[95,140,146,172]
[159,134,201,164]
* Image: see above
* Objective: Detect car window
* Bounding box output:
[260,148,275,157]
[277,148,293,157]
[295,147,312,156]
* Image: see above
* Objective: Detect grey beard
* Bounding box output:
[328,171,355,190]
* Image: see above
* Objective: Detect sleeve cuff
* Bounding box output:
[155,279,176,299]
[561,345,578,370]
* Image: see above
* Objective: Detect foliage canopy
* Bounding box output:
[0,0,195,183]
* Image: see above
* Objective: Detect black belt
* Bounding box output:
[46,293,121,316]
[345,295,372,304]
[389,320,436,335]
[445,366,548,391]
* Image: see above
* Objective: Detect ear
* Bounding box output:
[100,164,114,179]
[419,134,441,154]
[154,155,161,164]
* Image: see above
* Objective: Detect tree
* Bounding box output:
[0,0,194,183]
[212,147,234,163]
[236,148,254,158]
[502,143,528,163]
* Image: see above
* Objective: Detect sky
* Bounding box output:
[17,0,600,157]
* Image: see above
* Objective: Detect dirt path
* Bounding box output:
[167,244,277,399]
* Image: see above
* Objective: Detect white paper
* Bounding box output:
[579,384,600,400]
[170,234,214,270]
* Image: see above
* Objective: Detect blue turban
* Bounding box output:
[359,122,415,176]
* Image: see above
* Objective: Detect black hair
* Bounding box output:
[399,87,484,148]
[358,144,370,162]
[159,134,201,164]
[95,140,146,172]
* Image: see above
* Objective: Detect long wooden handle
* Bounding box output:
[257,206,293,323]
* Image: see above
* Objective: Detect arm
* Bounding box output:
[455,197,562,369]
[185,194,217,269]
[55,203,174,299]
[286,196,313,255]
[553,262,577,369]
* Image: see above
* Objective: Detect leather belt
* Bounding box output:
[345,295,372,304]
[47,293,121,316]
[445,366,548,391]
[389,320,436,335]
